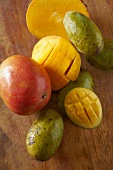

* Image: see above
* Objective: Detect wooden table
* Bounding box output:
[0,0,113,170]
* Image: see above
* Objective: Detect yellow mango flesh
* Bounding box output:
[64,88,102,128]
[26,0,89,40]
[32,36,81,91]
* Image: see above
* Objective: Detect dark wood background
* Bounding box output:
[0,0,113,170]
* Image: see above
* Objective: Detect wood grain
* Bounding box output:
[0,0,113,170]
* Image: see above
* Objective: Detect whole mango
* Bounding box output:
[63,11,104,55]
[0,55,51,115]
[26,109,64,161]
[86,39,113,71]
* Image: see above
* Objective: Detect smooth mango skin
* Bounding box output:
[63,11,104,55]
[86,39,113,71]
[64,88,102,129]
[26,109,64,161]
[58,69,94,115]
[0,55,51,115]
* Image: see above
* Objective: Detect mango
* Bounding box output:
[63,11,104,55]
[0,55,51,115]
[26,0,89,40]
[32,36,81,91]
[86,39,113,71]
[58,69,94,114]
[64,88,102,128]
[26,109,64,161]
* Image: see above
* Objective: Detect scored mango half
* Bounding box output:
[64,88,102,128]
[32,36,81,91]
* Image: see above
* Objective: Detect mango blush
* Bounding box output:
[0,55,52,115]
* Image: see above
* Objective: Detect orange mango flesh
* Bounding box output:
[26,0,89,40]
[32,36,81,91]
[64,88,102,128]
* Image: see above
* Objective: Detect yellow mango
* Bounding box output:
[64,88,102,128]
[32,36,81,91]
[26,0,89,40]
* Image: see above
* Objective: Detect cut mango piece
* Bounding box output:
[49,74,69,91]
[26,0,89,40]
[64,88,102,128]
[66,53,81,81]
[32,36,81,91]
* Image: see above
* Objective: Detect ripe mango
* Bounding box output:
[63,11,104,55]
[32,36,81,91]
[64,88,102,128]
[0,55,51,115]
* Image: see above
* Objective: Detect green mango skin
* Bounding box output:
[26,109,64,161]
[58,69,94,115]
[86,39,113,71]
[63,11,104,55]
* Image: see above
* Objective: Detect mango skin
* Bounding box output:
[58,69,94,115]
[26,109,64,161]
[0,55,51,115]
[86,39,113,71]
[63,11,104,55]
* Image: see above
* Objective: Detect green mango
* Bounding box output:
[26,109,64,161]
[58,69,94,115]
[86,39,113,71]
[63,11,104,55]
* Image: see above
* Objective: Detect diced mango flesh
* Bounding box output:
[64,88,102,128]
[32,36,81,91]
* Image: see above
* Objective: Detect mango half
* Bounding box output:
[32,36,81,91]
[58,69,94,115]
[64,88,102,128]
[26,0,89,40]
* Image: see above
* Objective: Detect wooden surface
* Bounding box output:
[0,0,113,170]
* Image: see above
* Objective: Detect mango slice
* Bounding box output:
[32,36,81,91]
[26,0,89,40]
[64,88,102,128]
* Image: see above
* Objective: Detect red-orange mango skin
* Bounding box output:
[0,55,51,115]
